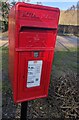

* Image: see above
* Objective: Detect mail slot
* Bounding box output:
[9,2,60,103]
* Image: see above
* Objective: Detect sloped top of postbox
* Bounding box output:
[15,2,60,11]
[15,2,60,29]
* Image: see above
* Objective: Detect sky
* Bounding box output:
[33,2,77,10]
[9,0,78,10]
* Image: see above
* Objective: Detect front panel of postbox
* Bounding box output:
[18,51,54,102]
[16,3,60,102]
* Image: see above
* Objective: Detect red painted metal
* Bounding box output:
[9,2,60,103]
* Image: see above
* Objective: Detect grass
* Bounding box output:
[2,46,8,74]
[52,50,78,78]
[0,48,2,92]
[0,47,9,92]
[0,51,2,71]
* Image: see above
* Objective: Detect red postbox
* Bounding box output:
[9,2,60,103]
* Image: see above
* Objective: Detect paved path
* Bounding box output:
[0,33,78,51]
[0,36,8,47]
[55,35,78,51]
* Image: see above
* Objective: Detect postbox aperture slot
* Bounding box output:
[20,26,57,32]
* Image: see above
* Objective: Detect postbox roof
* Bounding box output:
[10,2,60,29]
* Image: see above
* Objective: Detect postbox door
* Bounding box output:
[17,51,54,102]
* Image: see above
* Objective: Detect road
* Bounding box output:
[0,33,78,51]
[0,36,8,47]
[55,35,78,51]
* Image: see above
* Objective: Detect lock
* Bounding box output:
[34,51,39,58]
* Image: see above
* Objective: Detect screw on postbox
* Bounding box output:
[9,2,60,103]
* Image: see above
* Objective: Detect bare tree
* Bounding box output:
[77,1,79,10]
[37,2,42,5]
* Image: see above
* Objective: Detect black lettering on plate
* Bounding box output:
[36,78,38,81]
[28,81,34,83]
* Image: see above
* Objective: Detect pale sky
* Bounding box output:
[9,0,78,10]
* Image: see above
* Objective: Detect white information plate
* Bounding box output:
[27,60,43,88]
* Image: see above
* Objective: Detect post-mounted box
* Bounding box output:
[9,2,60,103]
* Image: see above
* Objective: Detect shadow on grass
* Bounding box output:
[2,46,18,119]
[2,46,78,119]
